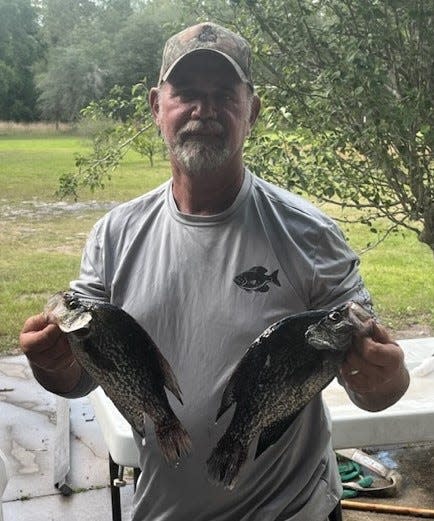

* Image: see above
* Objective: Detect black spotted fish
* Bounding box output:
[44,291,192,464]
[234,266,281,292]
[207,301,373,489]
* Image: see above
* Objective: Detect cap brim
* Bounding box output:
[160,48,251,87]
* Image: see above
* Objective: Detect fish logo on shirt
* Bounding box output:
[234,266,281,293]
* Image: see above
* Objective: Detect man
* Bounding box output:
[20,22,409,521]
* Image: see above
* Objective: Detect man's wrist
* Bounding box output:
[349,365,410,412]
[30,359,82,395]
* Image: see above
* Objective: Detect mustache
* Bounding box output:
[178,120,224,140]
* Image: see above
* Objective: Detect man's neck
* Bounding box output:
[171,163,245,215]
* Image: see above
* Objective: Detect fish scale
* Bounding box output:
[207,301,373,489]
[44,291,192,464]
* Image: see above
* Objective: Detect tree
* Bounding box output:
[35,0,99,47]
[57,83,157,199]
[108,10,169,90]
[35,0,136,122]
[194,0,434,252]
[37,45,107,124]
[0,0,40,120]
[58,0,433,252]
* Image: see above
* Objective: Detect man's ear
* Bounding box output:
[249,94,261,128]
[149,87,160,125]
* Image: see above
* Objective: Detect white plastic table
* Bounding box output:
[0,450,9,521]
[89,337,434,521]
[324,337,434,448]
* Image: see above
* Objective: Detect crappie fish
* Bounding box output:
[207,301,373,489]
[44,292,192,463]
[234,266,280,293]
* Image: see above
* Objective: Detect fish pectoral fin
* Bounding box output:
[254,413,299,459]
[256,285,269,292]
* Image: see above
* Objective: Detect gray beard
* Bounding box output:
[168,138,231,176]
[160,119,231,176]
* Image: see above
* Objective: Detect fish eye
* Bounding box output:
[328,311,341,322]
[67,297,80,309]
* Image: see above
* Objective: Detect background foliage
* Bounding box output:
[192,0,434,251]
[0,131,432,353]
[1,0,433,251]
[0,0,40,120]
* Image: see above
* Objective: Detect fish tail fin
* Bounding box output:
[155,417,192,464]
[206,438,247,490]
[271,270,281,287]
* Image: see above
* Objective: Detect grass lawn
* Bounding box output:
[339,218,433,333]
[0,131,432,353]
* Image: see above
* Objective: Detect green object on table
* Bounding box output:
[357,475,374,488]
[338,457,375,498]
[338,460,361,482]
[342,489,358,499]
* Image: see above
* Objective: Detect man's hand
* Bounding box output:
[340,322,410,411]
[19,314,81,394]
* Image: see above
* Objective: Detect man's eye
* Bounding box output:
[177,91,196,101]
[219,92,234,102]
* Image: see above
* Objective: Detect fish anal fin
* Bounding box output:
[254,413,298,459]
[216,379,237,422]
[157,351,183,404]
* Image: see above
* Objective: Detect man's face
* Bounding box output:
[151,52,258,176]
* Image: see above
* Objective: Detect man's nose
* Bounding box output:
[191,95,217,119]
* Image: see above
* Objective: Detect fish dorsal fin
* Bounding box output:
[157,353,183,405]
[250,266,267,273]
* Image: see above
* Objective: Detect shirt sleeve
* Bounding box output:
[60,221,109,399]
[70,220,110,303]
[309,220,372,311]
[37,371,98,399]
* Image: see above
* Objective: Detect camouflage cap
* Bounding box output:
[158,22,253,89]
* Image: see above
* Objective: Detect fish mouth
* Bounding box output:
[347,301,374,335]
[44,292,92,333]
[305,335,335,350]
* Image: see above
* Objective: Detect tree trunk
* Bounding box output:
[420,204,434,254]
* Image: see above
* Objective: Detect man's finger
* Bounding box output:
[370,322,397,345]
[359,337,404,368]
[20,313,49,334]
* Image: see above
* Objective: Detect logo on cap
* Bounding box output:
[198,25,218,43]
